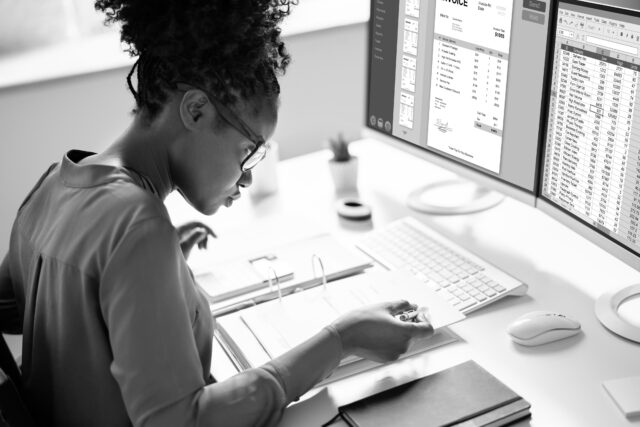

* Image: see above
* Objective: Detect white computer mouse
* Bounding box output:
[507,311,581,346]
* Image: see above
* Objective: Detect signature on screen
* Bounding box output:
[434,119,452,133]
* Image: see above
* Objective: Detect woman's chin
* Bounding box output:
[188,195,233,216]
[192,200,222,216]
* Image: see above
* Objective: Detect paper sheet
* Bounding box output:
[240,270,466,359]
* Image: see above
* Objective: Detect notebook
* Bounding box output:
[339,360,531,427]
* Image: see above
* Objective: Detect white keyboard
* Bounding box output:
[357,217,527,314]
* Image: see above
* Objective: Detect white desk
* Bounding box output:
[166,138,640,427]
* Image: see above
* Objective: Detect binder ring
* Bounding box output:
[311,254,328,291]
[266,266,282,302]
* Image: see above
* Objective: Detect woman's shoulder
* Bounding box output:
[103,177,172,229]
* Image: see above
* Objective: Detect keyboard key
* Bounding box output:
[482,288,497,297]
[492,284,506,293]
[457,299,477,310]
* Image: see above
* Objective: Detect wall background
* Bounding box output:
[0,23,367,258]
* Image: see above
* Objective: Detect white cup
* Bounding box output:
[249,140,279,198]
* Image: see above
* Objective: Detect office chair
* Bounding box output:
[0,335,34,427]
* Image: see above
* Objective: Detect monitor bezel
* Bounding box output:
[537,0,640,270]
[362,0,555,208]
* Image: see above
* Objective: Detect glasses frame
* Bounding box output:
[175,82,267,172]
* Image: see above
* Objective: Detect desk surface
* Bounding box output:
[166,138,640,427]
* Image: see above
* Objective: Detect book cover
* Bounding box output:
[340,360,530,427]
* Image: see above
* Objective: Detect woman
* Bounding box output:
[0,0,434,425]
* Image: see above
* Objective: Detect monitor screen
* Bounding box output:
[540,0,640,257]
[366,0,551,195]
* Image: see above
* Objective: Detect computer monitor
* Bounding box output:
[363,0,551,212]
[538,0,640,342]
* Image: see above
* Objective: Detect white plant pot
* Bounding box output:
[329,157,359,195]
[249,140,279,198]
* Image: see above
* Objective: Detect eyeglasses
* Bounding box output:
[176,82,267,172]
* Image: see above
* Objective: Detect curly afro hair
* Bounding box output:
[94,0,296,120]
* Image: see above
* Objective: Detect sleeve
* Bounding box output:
[0,254,21,334]
[100,217,206,426]
[101,216,344,427]
[142,326,343,427]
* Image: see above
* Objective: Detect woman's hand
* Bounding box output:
[176,221,217,259]
[331,300,434,363]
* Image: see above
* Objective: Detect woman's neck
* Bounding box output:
[89,115,177,200]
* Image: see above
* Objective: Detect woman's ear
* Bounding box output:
[179,89,210,131]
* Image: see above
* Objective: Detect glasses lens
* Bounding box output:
[242,144,268,171]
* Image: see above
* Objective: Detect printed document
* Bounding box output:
[427,0,513,173]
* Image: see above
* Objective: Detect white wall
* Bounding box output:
[275,24,367,159]
[0,23,367,257]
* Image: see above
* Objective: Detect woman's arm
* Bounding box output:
[145,302,433,427]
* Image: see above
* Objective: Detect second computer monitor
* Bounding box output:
[365,0,551,206]
[539,0,640,269]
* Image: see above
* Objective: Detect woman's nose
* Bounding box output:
[238,169,252,188]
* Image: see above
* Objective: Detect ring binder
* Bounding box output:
[311,254,328,292]
[207,234,374,316]
[265,266,282,302]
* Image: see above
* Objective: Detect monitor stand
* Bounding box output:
[595,284,640,343]
[407,179,504,215]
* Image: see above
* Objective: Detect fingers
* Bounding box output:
[177,220,216,254]
[200,223,217,238]
[182,228,207,246]
[179,227,211,259]
[177,221,217,238]
[395,306,435,337]
[385,299,418,315]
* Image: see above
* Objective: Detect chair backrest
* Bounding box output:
[0,337,20,390]
[0,335,34,427]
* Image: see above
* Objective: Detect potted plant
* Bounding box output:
[328,134,358,194]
